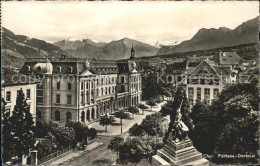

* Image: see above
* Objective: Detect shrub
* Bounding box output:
[88,128,97,140]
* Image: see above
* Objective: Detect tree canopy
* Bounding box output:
[99,114,116,132]
[190,81,259,164]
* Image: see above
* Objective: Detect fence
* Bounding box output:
[38,145,72,164]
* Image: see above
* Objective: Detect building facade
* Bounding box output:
[181,60,233,106]
[20,51,142,124]
[1,68,37,122]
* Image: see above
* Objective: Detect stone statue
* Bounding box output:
[170,100,189,142]
[85,59,90,68]
[132,61,137,69]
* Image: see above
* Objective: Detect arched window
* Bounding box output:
[109,87,111,94]
[66,112,72,122]
[57,66,61,72]
[198,70,208,74]
[55,111,60,122]
[37,66,42,72]
[68,66,73,73]
[26,66,31,72]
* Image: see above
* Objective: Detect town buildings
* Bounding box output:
[180,52,243,106]
[20,47,142,124]
[1,68,38,122]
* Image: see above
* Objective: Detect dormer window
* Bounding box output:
[57,66,61,72]
[68,66,73,73]
[26,66,31,72]
[37,66,42,72]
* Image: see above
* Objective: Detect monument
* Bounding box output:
[152,101,209,165]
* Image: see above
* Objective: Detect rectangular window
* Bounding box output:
[188,87,194,99]
[81,82,84,90]
[67,95,72,105]
[213,88,219,98]
[68,83,72,90]
[121,85,125,93]
[37,84,44,104]
[86,81,89,89]
[86,92,89,103]
[26,89,31,99]
[57,82,60,90]
[56,94,60,104]
[121,76,124,84]
[204,88,210,101]
[81,93,84,105]
[6,91,11,102]
[91,90,94,102]
[197,88,201,101]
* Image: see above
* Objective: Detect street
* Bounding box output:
[64,102,166,165]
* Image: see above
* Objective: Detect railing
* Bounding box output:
[38,145,72,164]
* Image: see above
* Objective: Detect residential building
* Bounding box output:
[1,68,37,122]
[181,60,233,106]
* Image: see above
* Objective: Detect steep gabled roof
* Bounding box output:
[184,60,231,84]
[211,52,243,65]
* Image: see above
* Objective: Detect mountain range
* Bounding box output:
[53,37,158,60]
[157,16,259,55]
[1,16,258,69]
[1,27,71,69]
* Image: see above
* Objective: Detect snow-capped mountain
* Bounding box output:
[53,38,107,50]
[155,41,181,48]
[65,38,81,42]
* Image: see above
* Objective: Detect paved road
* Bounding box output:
[63,101,166,165]
[66,132,129,165]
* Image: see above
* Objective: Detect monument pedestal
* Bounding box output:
[152,138,209,165]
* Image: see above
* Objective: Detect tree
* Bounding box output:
[48,121,75,149]
[114,109,131,133]
[9,89,36,159]
[88,128,97,140]
[127,106,139,119]
[66,121,88,147]
[2,98,14,163]
[36,139,52,160]
[138,104,148,115]
[140,113,164,137]
[35,120,49,138]
[118,137,154,164]
[189,100,208,125]
[99,114,116,132]
[107,136,124,161]
[190,82,259,164]
[146,99,157,111]
[129,123,145,137]
[160,100,174,116]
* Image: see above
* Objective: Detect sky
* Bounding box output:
[2,1,259,45]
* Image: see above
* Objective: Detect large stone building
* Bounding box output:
[1,68,38,122]
[20,48,142,124]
